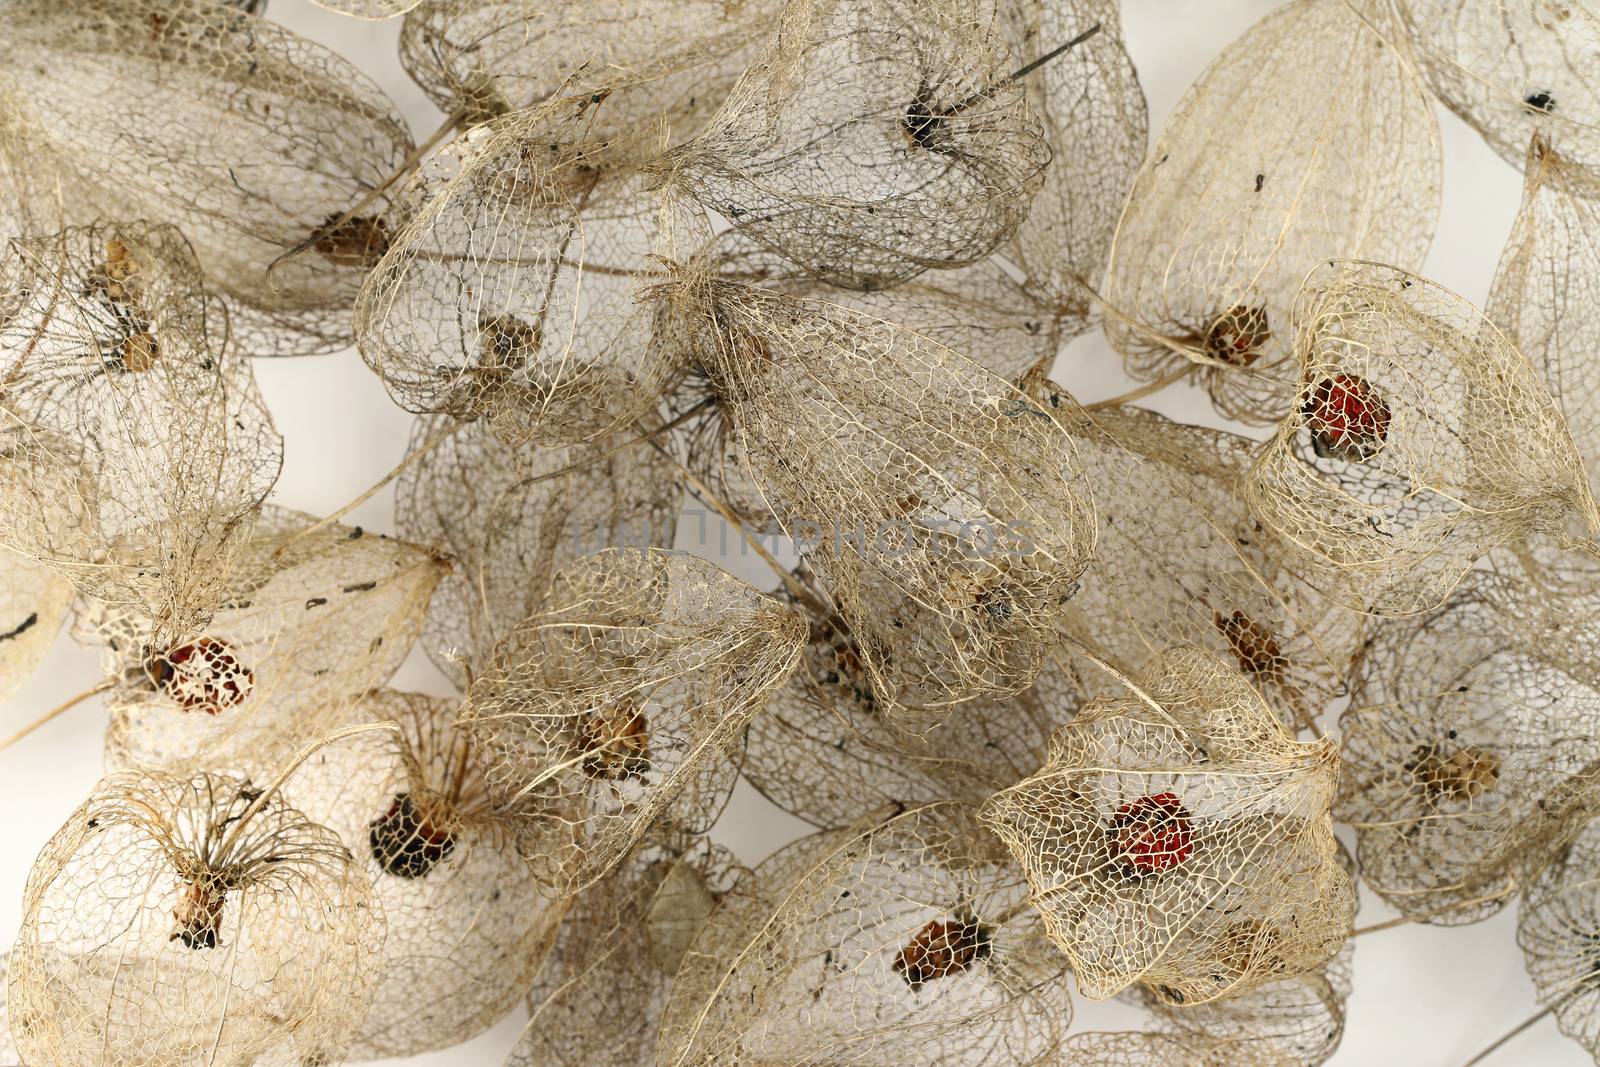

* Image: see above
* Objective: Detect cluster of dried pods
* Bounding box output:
[0,0,1596,1064]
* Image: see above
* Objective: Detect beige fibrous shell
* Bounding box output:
[308,0,422,19]
[999,0,1148,336]
[93,511,446,777]
[656,0,1052,291]
[1243,260,1598,617]
[1337,569,1600,925]
[284,690,566,1060]
[654,276,1097,728]
[0,547,74,706]
[509,835,744,1067]
[356,99,708,447]
[0,222,282,644]
[0,0,414,355]
[657,803,1076,1066]
[741,579,1076,829]
[1391,0,1600,176]
[1102,0,1441,424]
[395,413,679,691]
[1517,815,1600,1061]
[7,769,384,1067]
[981,646,1353,1004]
[459,548,807,894]
[399,0,782,133]
[1488,136,1600,496]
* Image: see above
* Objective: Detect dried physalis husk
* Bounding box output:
[742,578,1075,829]
[1489,137,1600,496]
[658,803,1074,1066]
[1243,260,1598,618]
[0,223,282,643]
[309,0,420,17]
[0,0,414,355]
[395,413,679,691]
[0,546,73,705]
[281,690,565,1060]
[0,952,18,1067]
[656,277,1097,728]
[91,510,446,776]
[460,548,806,894]
[1391,0,1600,175]
[656,0,1051,291]
[357,98,708,447]
[1338,569,1600,925]
[510,835,743,1067]
[998,0,1147,336]
[1102,0,1441,424]
[981,645,1353,1004]
[1518,816,1600,1061]
[1034,396,1363,733]
[8,769,383,1067]
[400,0,781,132]
[1064,950,1352,1067]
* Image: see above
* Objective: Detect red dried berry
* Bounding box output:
[1304,373,1391,462]
[892,912,992,991]
[369,792,456,879]
[145,637,253,715]
[1107,792,1195,876]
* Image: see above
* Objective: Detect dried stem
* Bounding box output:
[0,681,113,753]
[1459,1001,1559,1067]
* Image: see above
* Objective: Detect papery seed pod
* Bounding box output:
[1489,136,1600,496]
[1518,815,1600,1060]
[1243,260,1597,617]
[0,953,18,1067]
[1030,397,1363,732]
[1391,0,1600,175]
[400,0,781,132]
[981,646,1353,1003]
[91,510,446,776]
[509,835,743,1067]
[0,0,414,355]
[0,546,73,706]
[653,276,1096,728]
[1337,570,1600,925]
[656,0,1052,291]
[0,223,282,643]
[742,577,1075,829]
[283,690,565,1060]
[998,0,1147,337]
[395,413,679,690]
[1102,0,1441,424]
[357,98,708,446]
[657,803,1074,1066]
[460,548,806,893]
[7,769,383,1067]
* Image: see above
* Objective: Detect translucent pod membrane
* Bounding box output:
[1031,395,1363,733]
[652,276,1097,730]
[1518,816,1600,1061]
[510,835,744,1067]
[1391,0,1600,176]
[356,97,711,448]
[0,544,74,705]
[1489,137,1600,498]
[0,0,414,355]
[459,548,807,895]
[8,770,384,1067]
[283,690,566,1060]
[1243,260,1598,618]
[308,0,422,18]
[1063,949,1352,1067]
[395,413,678,692]
[998,0,1147,339]
[1338,569,1600,926]
[93,510,446,778]
[400,0,781,134]
[657,0,1052,291]
[657,803,1075,1067]
[982,646,1353,1005]
[0,222,282,644]
[741,576,1076,830]
[1102,0,1441,425]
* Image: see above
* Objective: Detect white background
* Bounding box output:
[0,1,1578,1064]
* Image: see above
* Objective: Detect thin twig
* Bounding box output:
[516,398,715,490]
[1085,364,1195,410]
[1459,1002,1559,1067]
[0,681,113,753]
